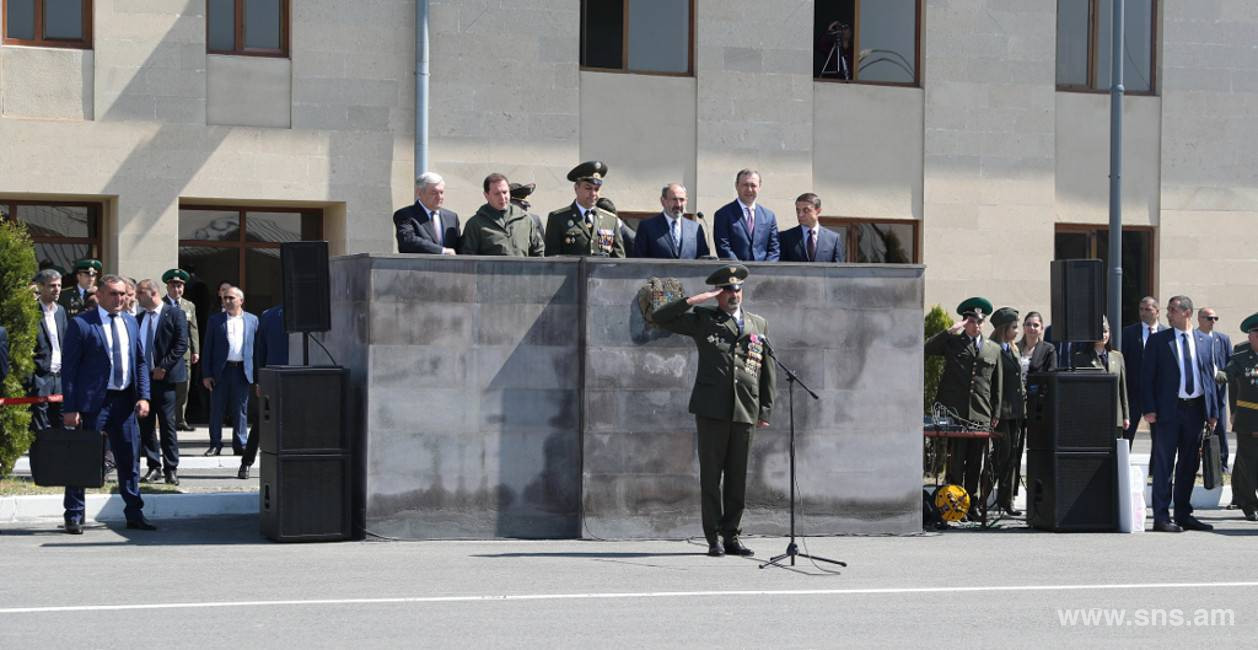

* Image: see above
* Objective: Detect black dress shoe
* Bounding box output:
[141,467,163,483]
[1243,509,1258,522]
[177,423,195,432]
[707,543,725,557]
[1175,516,1214,531]
[126,518,158,531]
[1001,505,1022,517]
[64,519,83,535]
[202,447,221,456]
[722,537,755,557]
[1153,520,1183,533]
[237,464,251,480]
[164,470,179,486]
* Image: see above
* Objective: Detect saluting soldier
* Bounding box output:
[652,264,775,558]
[509,182,546,235]
[924,297,1003,518]
[59,258,102,318]
[545,161,625,258]
[1218,313,1258,521]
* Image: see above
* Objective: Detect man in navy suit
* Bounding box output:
[1141,295,1219,532]
[238,305,288,479]
[1120,296,1163,446]
[779,193,845,263]
[714,169,780,261]
[394,171,460,255]
[201,286,259,455]
[632,183,711,260]
[1198,307,1233,471]
[136,279,189,485]
[60,274,153,534]
[30,269,67,432]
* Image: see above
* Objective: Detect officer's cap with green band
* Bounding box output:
[957,297,993,320]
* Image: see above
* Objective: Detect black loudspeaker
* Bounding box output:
[1026,371,1117,452]
[259,366,347,454]
[1027,449,1117,532]
[1050,259,1104,342]
[260,453,352,542]
[281,241,331,333]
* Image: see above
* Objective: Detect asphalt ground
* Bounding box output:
[3,510,1257,648]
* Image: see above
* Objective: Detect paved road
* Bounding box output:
[3,511,1256,647]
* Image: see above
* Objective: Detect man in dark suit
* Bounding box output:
[60,274,154,534]
[1198,307,1233,471]
[58,258,101,318]
[136,279,189,485]
[632,183,711,260]
[545,161,626,257]
[201,286,259,455]
[779,193,844,263]
[239,305,288,479]
[394,172,460,255]
[163,269,199,432]
[1120,296,1163,446]
[714,169,780,261]
[652,264,775,558]
[1141,295,1219,532]
[30,269,67,432]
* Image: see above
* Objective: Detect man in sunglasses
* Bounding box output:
[652,264,776,558]
[1198,307,1233,472]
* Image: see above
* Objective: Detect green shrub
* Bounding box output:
[923,305,953,414]
[0,220,38,477]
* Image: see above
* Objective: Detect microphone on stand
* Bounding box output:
[695,211,718,259]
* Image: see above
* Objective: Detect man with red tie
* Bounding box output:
[713,169,780,261]
[779,193,844,263]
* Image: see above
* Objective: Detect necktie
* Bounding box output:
[671,219,680,252]
[806,228,817,261]
[146,313,157,367]
[1181,332,1195,394]
[431,211,443,246]
[109,313,124,388]
[584,210,593,228]
[1101,350,1109,371]
[745,206,755,235]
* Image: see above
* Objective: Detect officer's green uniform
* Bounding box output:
[1220,313,1258,518]
[544,160,625,258]
[651,265,775,551]
[58,258,102,318]
[924,297,1002,510]
[509,182,546,235]
[458,203,544,257]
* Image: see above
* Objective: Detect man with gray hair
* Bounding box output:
[632,183,710,259]
[394,171,460,255]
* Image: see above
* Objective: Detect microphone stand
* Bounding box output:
[758,340,847,570]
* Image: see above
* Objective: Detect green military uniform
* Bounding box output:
[544,203,625,257]
[509,182,546,235]
[651,265,775,555]
[458,203,544,257]
[924,297,1002,512]
[1220,313,1258,519]
[58,258,102,318]
[988,308,1026,512]
[163,269,199,429]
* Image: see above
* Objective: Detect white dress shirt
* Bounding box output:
[41,300,61,374]
[736,199,757,225]
[226,313,245,362]
[98,306,131,390]
[1173,327,1203,399]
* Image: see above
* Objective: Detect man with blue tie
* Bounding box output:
[1141,295,1219,532]
[60,274,153,534]
[632,183,711,259]
[713,169,780,261]
[201,286,259,456]
[1120,296,1162,447]
[136,279,189,485]
[779,193,845,263]
[238,304,288,480]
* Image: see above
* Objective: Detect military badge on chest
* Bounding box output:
[744,333,765,375]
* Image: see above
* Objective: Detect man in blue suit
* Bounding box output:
[1141,295,1219,532]
[136,279,189,485]
[60,274,153,534]
[779,193,845,263]
[714,169,780,261]
[238,304,288,479]
[1120,296,1163,446]
[201,286,258,455]
[632,183,711,260]
[1197,307,1233,471]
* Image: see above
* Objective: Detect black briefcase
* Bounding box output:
[29,428,106,488]
[1201,428,1223,490]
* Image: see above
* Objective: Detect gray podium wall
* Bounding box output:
[323,254,923,539]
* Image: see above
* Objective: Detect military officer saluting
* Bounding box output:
[59,258,102,318]
[652,264,776,557]
[545,161,626,258]
[1219,313,1258,521]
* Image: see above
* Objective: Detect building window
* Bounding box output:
[1056,0,1156,93]
[207,0,288,57]
[820,217,919,263]
[814,0,920,85]
[2,0,93,49]
[580,0,693,75]
[1054,225,1154,325]
[0,201,102,273]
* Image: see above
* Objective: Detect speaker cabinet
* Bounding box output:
[260,452,352,542]
[1050,259,1104,342]
[1026,371,1118,452]
[1027,449,1117,532]
[258,366,347,454]
[281,241,331,333]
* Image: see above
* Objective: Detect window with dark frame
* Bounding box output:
[207,0,288,57]
[1054,224,1154,325]
[819,217,919,264]
[1,201,102,273]
[2,0,93,49]
[814,0,921,85]
[1056,0,1156,93]
[580,0,693,75]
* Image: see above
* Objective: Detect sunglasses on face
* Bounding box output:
[1203,316,1219,322]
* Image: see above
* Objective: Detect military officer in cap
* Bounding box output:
[59,258,102,318]
[652,264,776,557]
[1218,313,1258,520]
[509,182,546,235]
[924,297,1003,517]
[162,269,200,432]
[545,161,626,258]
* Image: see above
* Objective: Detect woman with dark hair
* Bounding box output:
[1016,311,1056,377]
[990,307,1026,517]
[1070,316,1131,439]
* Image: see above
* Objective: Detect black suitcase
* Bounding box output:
[29,428,106,488]
[1201,428,1223,490]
